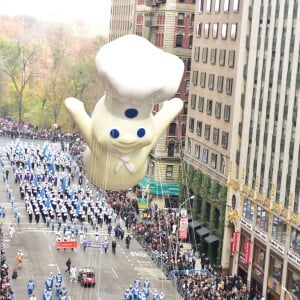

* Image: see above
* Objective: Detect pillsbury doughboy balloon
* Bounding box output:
[65,34,184,190]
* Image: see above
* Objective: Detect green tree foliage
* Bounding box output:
[0,18,107,131]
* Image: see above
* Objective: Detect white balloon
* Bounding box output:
[65,34,184,190]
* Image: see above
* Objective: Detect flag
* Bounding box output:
[61,176,67,192]
[49,160,55,175]
[76,197,82,214]
[27,156,31,170]
[33,175,38,187]
[45,196,51,209]
[40,186,45,198]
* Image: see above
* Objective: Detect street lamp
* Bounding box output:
[178,195,195,217]
[282,286,293,300]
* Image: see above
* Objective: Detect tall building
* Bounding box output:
[187,0,300,299]
[183,0,242,271]
[109,0,195,209]
[224,0,300,299]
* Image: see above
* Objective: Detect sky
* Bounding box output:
[0,0,112,37]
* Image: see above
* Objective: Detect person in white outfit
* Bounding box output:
[9,224,15,238]
[70,265,77,282]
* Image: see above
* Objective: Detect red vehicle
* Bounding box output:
[78,267,96,287]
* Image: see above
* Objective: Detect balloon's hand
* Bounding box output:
[65,97,92,146]
[152,98,183,143]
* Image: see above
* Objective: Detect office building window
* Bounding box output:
[230,23,237,40]
[206,0,212,12]
[272,215,287,244]
[196,23,202,37]
[224,0,230,12]
[178,13,185,26]
[228,50,235,68]
[189,118,194,132]
[202,47,208,62]
[212,23,219,39]
[291,228,300,256]
[200,72,206,88]
[219,49,226,66]
[198,96,204,112]
[220,154,226,174]
[210,48,217,64]
[208,74,215,90]
[224,105,231,121]
[194,47,200,61]
[233,0,239,12]
[213,128,219,144]
[185,79,190,95]
[166,165,173,178]
[202,148,208,163]
[215,0,220,12]
[167,142,175,157]
[187,138,192,154]
[215,102,222,118]
[194,144,200,159]
[221,23,228,40]
[176,34,183,47]
[196,121,202,136]
[191,94,196,109]
[253,244,266,269]
[192,71,198,85]
[226,78,233,95]
[206,99,213,115]
[222,131,229,149]
[211,153,217,169]
[204,124,211,140]
[198,0,203,13]
[204,23,210,38]
[169,123,176,136]
[189,35,193,49]
[256,205,269,232]
[217,75,224,92]
[243,197,254,221]
[270,256,282,283]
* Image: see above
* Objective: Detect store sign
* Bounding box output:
[254,227,267,242]
[241,218,253,231]
[252,265,264,279]
[270,239,284,255]
[178,217,188,239]
[287,250,300,268]
[245,241,251,264]
[231,231,238,253]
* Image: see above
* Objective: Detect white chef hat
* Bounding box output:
[95,35,184,119]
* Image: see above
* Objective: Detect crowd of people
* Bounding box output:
[132,210,258,299]
[0,116,262,299]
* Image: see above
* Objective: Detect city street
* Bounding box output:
[0,137,180,300]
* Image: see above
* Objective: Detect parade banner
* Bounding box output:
[245,240,251,264]
[56,241,77,250]
[231,231,238,253]
[178,217,188,239]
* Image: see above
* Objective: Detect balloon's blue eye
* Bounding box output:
[125,108,138,119]
[110,129,120,138]
[137,128,145,138]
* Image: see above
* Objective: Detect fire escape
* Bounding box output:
[144,0,166,42]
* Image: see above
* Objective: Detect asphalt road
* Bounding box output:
[0,137,181,300]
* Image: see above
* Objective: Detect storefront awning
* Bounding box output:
[204,234,219,244]
[188,220,202,229]
[138,177,179,196]
[196,227,210,237]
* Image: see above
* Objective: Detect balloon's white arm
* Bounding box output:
[149,98,183,148]
[64,97,92,146]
